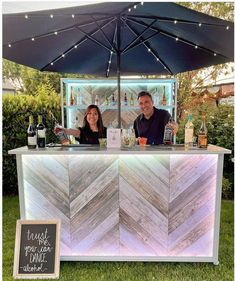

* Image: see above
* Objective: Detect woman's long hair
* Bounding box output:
[83,104,105,137]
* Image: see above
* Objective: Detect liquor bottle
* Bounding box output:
[153,91,159,106]
[161,86,167,106]
[37,115,46,148]
[27,115,37,149]
[112,93,115,106]
[105,95,109,106]
[124,93,128,106]
[130,93,134,106]
[95,94,99,106]
[198,113,208,148]
[184,115,194,147]
[77,91,82,105]
[70,90,75,106]
[163,118,173,145]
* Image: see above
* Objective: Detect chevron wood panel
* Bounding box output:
[168,155,217,256]
[119,155,170,256]
[20,153,219,258]
[69,155,119,256]
[22,155,71,255]
[24,182,71,255]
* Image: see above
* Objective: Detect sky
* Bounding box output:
[2,1,103,14]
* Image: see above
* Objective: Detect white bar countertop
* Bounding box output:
[9,144,231,155]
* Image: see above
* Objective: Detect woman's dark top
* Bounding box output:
[75,127,107,144]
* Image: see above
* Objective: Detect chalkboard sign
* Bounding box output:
[13,220,61,279]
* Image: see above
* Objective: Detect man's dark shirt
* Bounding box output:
[133,107,171,145]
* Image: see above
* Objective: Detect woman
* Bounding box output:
[56,105,106,144]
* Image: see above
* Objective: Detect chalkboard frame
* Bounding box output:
[13,220,61,279]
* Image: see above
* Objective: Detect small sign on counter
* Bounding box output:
[107,128,121,148]
[13,220,61,279]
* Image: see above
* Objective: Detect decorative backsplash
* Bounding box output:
[62,79,176,129]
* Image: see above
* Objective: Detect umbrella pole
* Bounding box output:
[117,15,121,128]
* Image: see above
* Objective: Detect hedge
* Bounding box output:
[3,89,61,195]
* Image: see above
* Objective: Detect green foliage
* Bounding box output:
[179,2,234,21]
[177,104,234,199]
[222,177,233,200]
[3,85,61,195]
[3,59,94,95]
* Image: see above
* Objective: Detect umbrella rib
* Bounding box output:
[4,16,113,47]
[126,14,232,28]
[40,18,115,71]
[75,25,113,52]
[127,17,230,59]
[91,15,117,52]
[121,19,158,53]
[121,17,173,75]
[122,32,160,55]
[106,20,118,78]
[121,19,159,53]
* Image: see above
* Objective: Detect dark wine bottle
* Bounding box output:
[37,115,46,148]
[27,115,37,149]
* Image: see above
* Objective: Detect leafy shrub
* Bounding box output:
[3,83,61,195]
[222,177,233,200]
[177,104,234,199]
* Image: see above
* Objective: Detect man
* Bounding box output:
[133,91,177,145]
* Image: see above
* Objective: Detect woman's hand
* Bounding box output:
[54,126,65,134]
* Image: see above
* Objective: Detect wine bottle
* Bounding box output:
[184,115,194,148]
[112,93,115,106]
[161,86,167,106]
[37,115,46,148]
[163,118,173,145]
[27,115,37,149]
[198,113,208,148]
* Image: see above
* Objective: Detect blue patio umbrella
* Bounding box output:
[3,2,234,126]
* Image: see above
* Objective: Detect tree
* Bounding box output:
[175,2,234,120]
[2,59,92,95]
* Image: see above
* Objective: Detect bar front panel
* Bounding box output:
[21,154,217,259]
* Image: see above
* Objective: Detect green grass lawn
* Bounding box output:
[3,197,234,281]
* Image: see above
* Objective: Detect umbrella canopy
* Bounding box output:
[3,2,234,76]
[3,2,234,127]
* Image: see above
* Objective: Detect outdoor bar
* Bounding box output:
[9,144,230,264]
